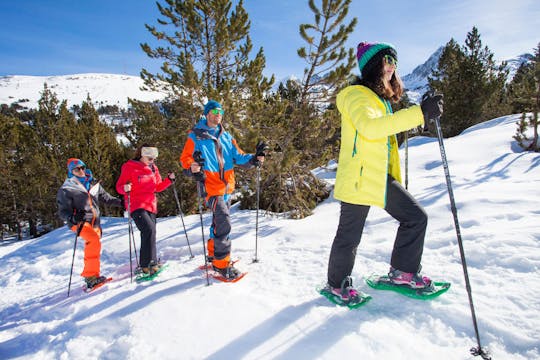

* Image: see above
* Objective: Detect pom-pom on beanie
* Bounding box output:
[357,42,397,78]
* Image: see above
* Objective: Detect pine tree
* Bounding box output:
[242,0,357,217]
[27,85,67,235]
[510,43,540,152]
[140,0,273,104]
[0,113,35,238]
[297,0,357,104]
[429,27,508,137]
[139,0,276,215]
[76,95,125,213]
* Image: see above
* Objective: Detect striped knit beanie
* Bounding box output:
[357,42,397,77]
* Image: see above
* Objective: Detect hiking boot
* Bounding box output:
[139,267,150,274]
[212,264,241,280]
[388,267,432,289]
[85,275,107,289]
[149,261,162,274]
[139,261,162,275]
[328,276,363,305]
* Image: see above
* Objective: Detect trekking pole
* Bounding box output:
[172,180,194,258]
[67,221,84,297]
[193,151,210,286]
[252,165,261,263]
[127,190,139,282]
[434,116,490,360]
[252,140,268,263]
[404,130,409,190]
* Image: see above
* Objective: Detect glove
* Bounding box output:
[168,172,176,182]
[250,156,261,167]
[192,170,206,182]
[192,151,206,181]
[193,151,205,167]
[420,91,444,122]
[255,140,268,157]
[69,209,85,225]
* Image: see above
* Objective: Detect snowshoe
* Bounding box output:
[366,272,450,299]
[135,262,168,282]
[84,276,112,292]
[318,276,371,309]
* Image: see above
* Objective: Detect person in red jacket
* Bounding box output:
[116,144,175,274]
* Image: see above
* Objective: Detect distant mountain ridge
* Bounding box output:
[402,49,533,103]
[0,51,534,110]
[402,47,444,103]
[0,73,168,110]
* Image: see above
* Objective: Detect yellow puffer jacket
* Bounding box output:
[334,85,424,208]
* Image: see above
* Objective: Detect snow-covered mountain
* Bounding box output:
[0,50,534,111]
[504,53,535,79]
[402,49,534,104]
[1,114,539,359]
[402,47,444,103]
[0,73,168,109]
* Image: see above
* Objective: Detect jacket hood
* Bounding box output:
[193,118,222,138]
[194,118,221,131]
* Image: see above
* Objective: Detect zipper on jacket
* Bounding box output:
[351,130,358,157]
[381,98,393,208]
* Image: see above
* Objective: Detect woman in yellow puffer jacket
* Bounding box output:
[324,42,444,305]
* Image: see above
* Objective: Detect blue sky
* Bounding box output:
[1,0,538,81]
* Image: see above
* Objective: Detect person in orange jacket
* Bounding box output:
[57,158,123,289]
[116,144,175,274]
[180,100,266,280]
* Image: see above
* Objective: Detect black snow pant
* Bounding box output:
[208,195,232,261]
[327,175,428,288]
[131,208,157,268]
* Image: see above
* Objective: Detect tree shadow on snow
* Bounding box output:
[0,272,203,358]
[205,297,391,360]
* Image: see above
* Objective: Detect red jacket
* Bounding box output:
[116,159,172,214]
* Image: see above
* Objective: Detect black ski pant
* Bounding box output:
[208,195,232,260]
[327,175,427,288]
[131,208,157,268]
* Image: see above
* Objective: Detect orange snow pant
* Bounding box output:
[71,223,102,277]
[207,238,215,258]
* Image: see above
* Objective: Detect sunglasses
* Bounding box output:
[384,54,398,67]
[210,108,224,115]
[73,166,86,171]
[146,157,155,161]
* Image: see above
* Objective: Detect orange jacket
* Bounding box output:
[180,119,254,196]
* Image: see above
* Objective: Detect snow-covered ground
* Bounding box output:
[1,114,539,359]
[0,73,168,109]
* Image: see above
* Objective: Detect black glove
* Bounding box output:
[255,140,268,157]
[250,156,261,167]
[420,91,444,122]
[193,151,205,167]
[192,170,206,182]
[69,209,85,225]
[192,151,206,182]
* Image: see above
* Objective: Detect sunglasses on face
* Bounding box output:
[146,157,155,161]
[73,166,86,171]
[384,54,398,67]
[210,108,224,115]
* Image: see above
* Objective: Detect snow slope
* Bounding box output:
[0,73,167,109]
[1,114,539,359]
